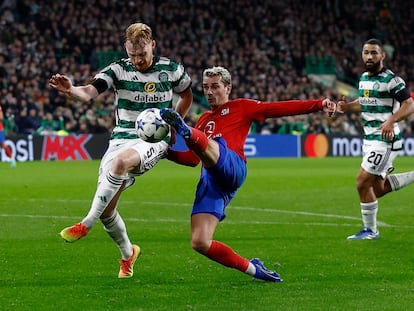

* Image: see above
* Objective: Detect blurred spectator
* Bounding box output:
[35,112,66,135]
[15,108,30,134]
[0,0,413,137]
[26,108,42,133]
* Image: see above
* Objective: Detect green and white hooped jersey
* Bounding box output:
[95,56,191,140]
[358,68,406,150]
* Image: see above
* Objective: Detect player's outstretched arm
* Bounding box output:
[175,88,193,118]
[337,96,361,114]
[49,73,98,102]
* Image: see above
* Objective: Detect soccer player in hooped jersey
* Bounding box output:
[337,38,414,240]
[160,66,336,282]
[49,22,193,278]
[0,105,16,167]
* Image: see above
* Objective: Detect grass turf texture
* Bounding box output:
[1,157,414,311]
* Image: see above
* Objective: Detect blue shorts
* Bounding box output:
[191,137,247,221]
[0,130,5,143]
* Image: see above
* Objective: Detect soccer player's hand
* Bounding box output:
[49,74,73,94]
[379,119,395,141]
[335,96,351,115]
[322,98,337,117]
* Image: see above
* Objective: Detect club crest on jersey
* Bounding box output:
[220,107,230,116]
[159,72,169,82]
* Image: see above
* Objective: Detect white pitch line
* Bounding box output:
[0,214,188,223]
[229,205,386,224]
[1,199,413,229]
[143,201,390,226]
[0,213,413,229]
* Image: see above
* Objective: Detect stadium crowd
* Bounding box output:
[1,0,414,137]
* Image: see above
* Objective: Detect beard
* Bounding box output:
[364,61,382,74]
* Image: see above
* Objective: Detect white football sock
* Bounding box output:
[101,210,133,260]
[82,171,125,229]
[360,201,378,233]
[388,171,414,191]
[244,262,256,276]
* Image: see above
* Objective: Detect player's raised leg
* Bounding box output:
[59,170,125,242]
[160,108,192,138]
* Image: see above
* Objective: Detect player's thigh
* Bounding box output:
[129,140,168,175]
[98,139,167,181]
[190,213,219,242]
[361,140,397,178]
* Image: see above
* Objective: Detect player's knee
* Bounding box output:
[356,180,364,193]
[356,176,370,193]
[191,238,209,254]
[112,156,129,174]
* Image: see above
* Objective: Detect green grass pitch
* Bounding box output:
[1,157,413,310]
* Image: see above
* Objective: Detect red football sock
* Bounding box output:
[185,128,208,153]
[205,240,250,272]
[4,145,12,158]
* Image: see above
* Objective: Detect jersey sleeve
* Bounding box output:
[391,76,411,102]
[262,99,323,119]
[173,63,192,94]
[236,98,323,122]
[91,78,109,94]
[93,63,117,90]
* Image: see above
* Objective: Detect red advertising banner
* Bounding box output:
[1,133,110,162]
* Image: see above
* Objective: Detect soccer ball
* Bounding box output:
[135,108,170,143]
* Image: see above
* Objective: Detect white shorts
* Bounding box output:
[98,139,169,184]
[361,139,398,178]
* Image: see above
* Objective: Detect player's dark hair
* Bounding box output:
[364,38,384,51]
